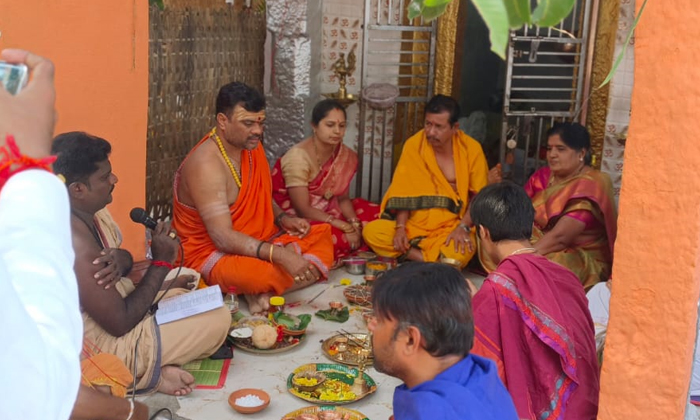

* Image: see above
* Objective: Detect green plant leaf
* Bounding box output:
[421,3,449,21]
[599,0,647,88]
[424,0,451,7]
[407,0,423,20]
[504,0,532,28]
[315,307,350,323]
[295,314,312,330]
[531,0,576,27]
[272,312,312,330]
[471,0,511,59]
[149,0,165,10]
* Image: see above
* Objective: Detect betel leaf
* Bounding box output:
[504,0,532,29]
[315,307,350,323]
[531,0,576,28]
[273,312,312,330]
[471,0,511,59]
[295,314,312,330]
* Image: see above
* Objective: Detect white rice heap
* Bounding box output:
[235,394,265,407]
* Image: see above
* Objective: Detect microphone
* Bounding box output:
[129,207,158,230]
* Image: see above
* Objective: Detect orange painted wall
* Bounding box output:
[0,1,149,256]
[598,0,700,418]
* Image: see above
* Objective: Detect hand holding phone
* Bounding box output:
[0,62,28,95]
[0,49,56,159]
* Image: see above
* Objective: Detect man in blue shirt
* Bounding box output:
[369,262,518,420]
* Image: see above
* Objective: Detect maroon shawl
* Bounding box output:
[471,253,599,420]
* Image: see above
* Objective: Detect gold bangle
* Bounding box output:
[395,224,406,230]
[269,244,275,263]
[342,225,355,234]
[325,215,334,223]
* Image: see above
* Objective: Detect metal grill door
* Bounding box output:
[500,0,593,184]
[354,0,437,202]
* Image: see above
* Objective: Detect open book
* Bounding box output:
[155,286,224,325]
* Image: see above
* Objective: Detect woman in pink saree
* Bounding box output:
[480,122,617,289]
[272,99,380,263]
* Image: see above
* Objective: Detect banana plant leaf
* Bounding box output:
[407,0,449,22]
[410,0,581,60]
[531,0,576,28]
[599,0,647,88]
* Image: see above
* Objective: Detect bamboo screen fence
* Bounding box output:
[146,3,266,221]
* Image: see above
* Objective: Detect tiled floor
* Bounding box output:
[143,266,485,419]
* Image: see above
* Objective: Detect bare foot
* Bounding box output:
[245,293,272,315]
[157,365,195,396]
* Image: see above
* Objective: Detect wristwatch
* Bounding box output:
[458,223,471,233]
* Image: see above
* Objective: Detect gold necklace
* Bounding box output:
[509,247,536,256]
[549,164,585,187]
[211,128,242,188]
[313,137,337,200]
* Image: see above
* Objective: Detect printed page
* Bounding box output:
[156,286,223,325]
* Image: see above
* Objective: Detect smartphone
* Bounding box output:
[209,343,233,360]
[0,61,29,95]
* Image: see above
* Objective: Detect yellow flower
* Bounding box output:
[340,278,352,286]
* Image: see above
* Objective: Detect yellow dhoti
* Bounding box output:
[363,129,488,268]
[363,218,477,266]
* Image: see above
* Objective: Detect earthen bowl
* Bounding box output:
[228,388,270,414]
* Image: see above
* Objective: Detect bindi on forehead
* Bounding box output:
[233,108,265,123]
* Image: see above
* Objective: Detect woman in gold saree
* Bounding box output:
[481,122,617,289]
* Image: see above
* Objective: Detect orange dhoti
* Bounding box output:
[172,136,333,295]
[206,226,332,295]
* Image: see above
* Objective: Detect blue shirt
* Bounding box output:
[393,354,518,420]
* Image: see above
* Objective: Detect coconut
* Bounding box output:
[251,324,277,349]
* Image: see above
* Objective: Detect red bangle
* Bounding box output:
[0,135,57,193]
[151,260,173,270]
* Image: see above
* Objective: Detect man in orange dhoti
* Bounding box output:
[172,82,333,313]
[363,95,491,268]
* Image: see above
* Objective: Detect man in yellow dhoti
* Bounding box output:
[363,95,490,268]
